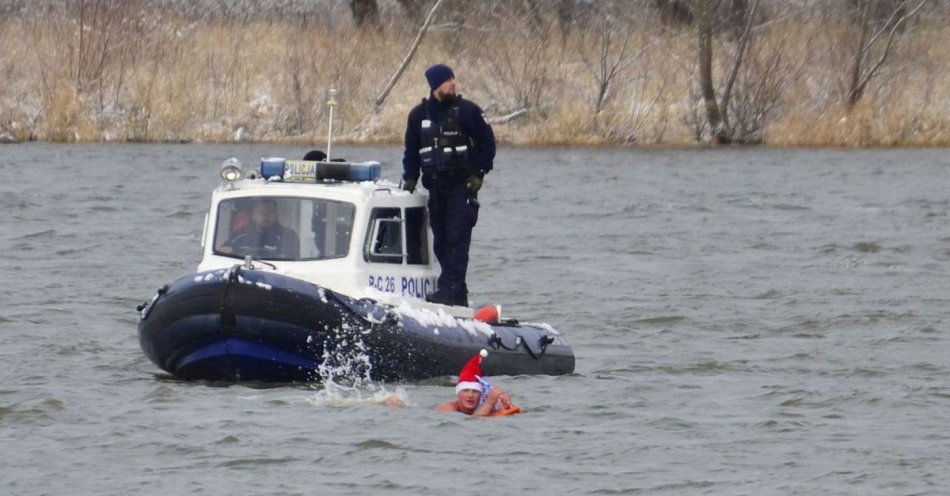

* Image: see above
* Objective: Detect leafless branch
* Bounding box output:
[371,0,445,115]
[488,108,527,124]
[850,0,928,105]
[721,0,758,114]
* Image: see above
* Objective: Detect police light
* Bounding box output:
[260,157,286,180]
[348,162,382,181]
[281,160,381,183]
[220,157,242,182]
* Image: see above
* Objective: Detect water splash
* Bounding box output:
[305,386,408,409]
[308,322,407,408]
[316,322,373,388]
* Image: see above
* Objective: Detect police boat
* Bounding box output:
[136,156,575,382]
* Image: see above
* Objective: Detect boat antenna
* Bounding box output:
[326,88,338,161]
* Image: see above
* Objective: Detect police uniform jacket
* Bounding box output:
[402,95,495,187]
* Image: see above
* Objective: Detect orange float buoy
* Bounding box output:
[489,405,521,416]
[473,304,502,323]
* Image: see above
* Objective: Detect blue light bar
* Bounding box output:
[280,160,381,183]
[260,158,286,180]
[348,162,381,181]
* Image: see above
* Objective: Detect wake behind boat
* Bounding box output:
[136,156,575,382]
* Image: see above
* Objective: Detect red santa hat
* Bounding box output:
[455,349,488,394]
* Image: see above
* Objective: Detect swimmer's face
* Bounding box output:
[456,388,481,412]
[252,201,278,229]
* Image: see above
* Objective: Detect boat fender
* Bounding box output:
[473,304,501,323]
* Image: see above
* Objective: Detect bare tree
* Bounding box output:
[283,38,324,136]
[656,0,694,25]
[847,0,909,25]
[557,0,576,30]
[727,32,800,143]
[396,0,421,21]
[845,0,929,107]
[722,0,748,37]
[695,0,758,143]
[350,0,380,28]
[578,7,647,115]
[351,0,446,138]
[481,16,554,117]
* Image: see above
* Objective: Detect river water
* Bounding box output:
[1,144,948,495]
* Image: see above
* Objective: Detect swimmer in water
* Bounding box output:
[381,393,407,408]
[436,350,513,416]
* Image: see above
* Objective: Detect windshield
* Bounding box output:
[213,196,355,261]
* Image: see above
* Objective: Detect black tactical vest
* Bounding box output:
[419,99,471,173]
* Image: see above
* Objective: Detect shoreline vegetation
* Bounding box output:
[0,0,948,147]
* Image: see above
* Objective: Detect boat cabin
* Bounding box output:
[197,158,447,310]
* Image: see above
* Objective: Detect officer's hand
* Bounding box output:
[465,174,483,194]
[402,178,417,193]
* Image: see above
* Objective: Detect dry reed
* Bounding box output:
[0,1,948,146]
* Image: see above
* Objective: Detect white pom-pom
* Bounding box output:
[479,349,488,357]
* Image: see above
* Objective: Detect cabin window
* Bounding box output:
[405,207,428,265]
[213,196,354,261]
[364,208,403,264]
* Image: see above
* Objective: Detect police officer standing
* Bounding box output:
[402,64,496,307]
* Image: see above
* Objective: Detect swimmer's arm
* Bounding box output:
[471,388,512,416]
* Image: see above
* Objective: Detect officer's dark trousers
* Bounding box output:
[427,177,479,300]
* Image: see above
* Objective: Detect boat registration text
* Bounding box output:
[368,275,436,298]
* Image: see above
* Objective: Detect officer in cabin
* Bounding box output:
[402,64,496,307]
[220,198,300,259]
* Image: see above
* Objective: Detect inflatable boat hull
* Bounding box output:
[137,267,575,382]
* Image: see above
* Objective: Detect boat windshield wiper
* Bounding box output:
[243,255,277,270]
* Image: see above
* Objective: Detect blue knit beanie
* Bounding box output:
[424,64,455,91]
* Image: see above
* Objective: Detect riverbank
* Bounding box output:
[0,2,948,147]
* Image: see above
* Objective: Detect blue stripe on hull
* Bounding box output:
[176,337,318,382]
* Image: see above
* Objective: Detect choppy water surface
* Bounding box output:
[2,144,949,495]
